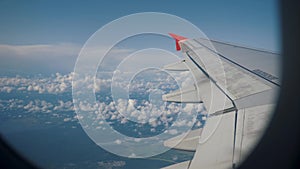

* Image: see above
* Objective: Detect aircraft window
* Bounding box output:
[0,1,283,169]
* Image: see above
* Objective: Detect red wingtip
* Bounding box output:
[168,33,187,41]
[168,33,187,51]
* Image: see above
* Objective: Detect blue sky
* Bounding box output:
[0,0,280,47]
[0,0,280,74]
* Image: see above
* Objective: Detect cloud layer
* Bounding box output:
[0,69,206,139]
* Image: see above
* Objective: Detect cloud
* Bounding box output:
[0,72,74,94]
[168,129,178,135]
[128,153,137,158]
[0,43,133,73]
[53,100,74,111]
[0,43,81,57]
[183,104,194,113]
[0,86,13,93]
[97,161,126,169]
[63,118,72,122]
[114,139,122,145]
[0,70,206,131]
[1,98,74,116]
[0,99,24,111]
[23,99,74,113]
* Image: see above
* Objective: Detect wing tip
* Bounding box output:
[168,33,187,40]
[168,33,187,51]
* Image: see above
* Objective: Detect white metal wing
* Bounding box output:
[161,33,280,169]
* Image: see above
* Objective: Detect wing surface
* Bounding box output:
[163,128,202,151]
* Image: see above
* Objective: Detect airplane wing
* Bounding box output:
[161,33,280,169]
[164,128,202,151]
[161,161,191,169]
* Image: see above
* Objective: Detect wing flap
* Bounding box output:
[162,84,202,103]
[233,104,275,166]
[163,60,189,71]
[188,111,236,169]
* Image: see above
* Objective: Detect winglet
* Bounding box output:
[169,33,187,51]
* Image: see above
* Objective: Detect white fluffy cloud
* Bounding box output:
[0,69,206,130]
[0,72,74,94]
[0,57,197,96]
[23,99,73,113]
[1,99,74,115]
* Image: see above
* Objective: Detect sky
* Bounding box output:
[0,0,280,74]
